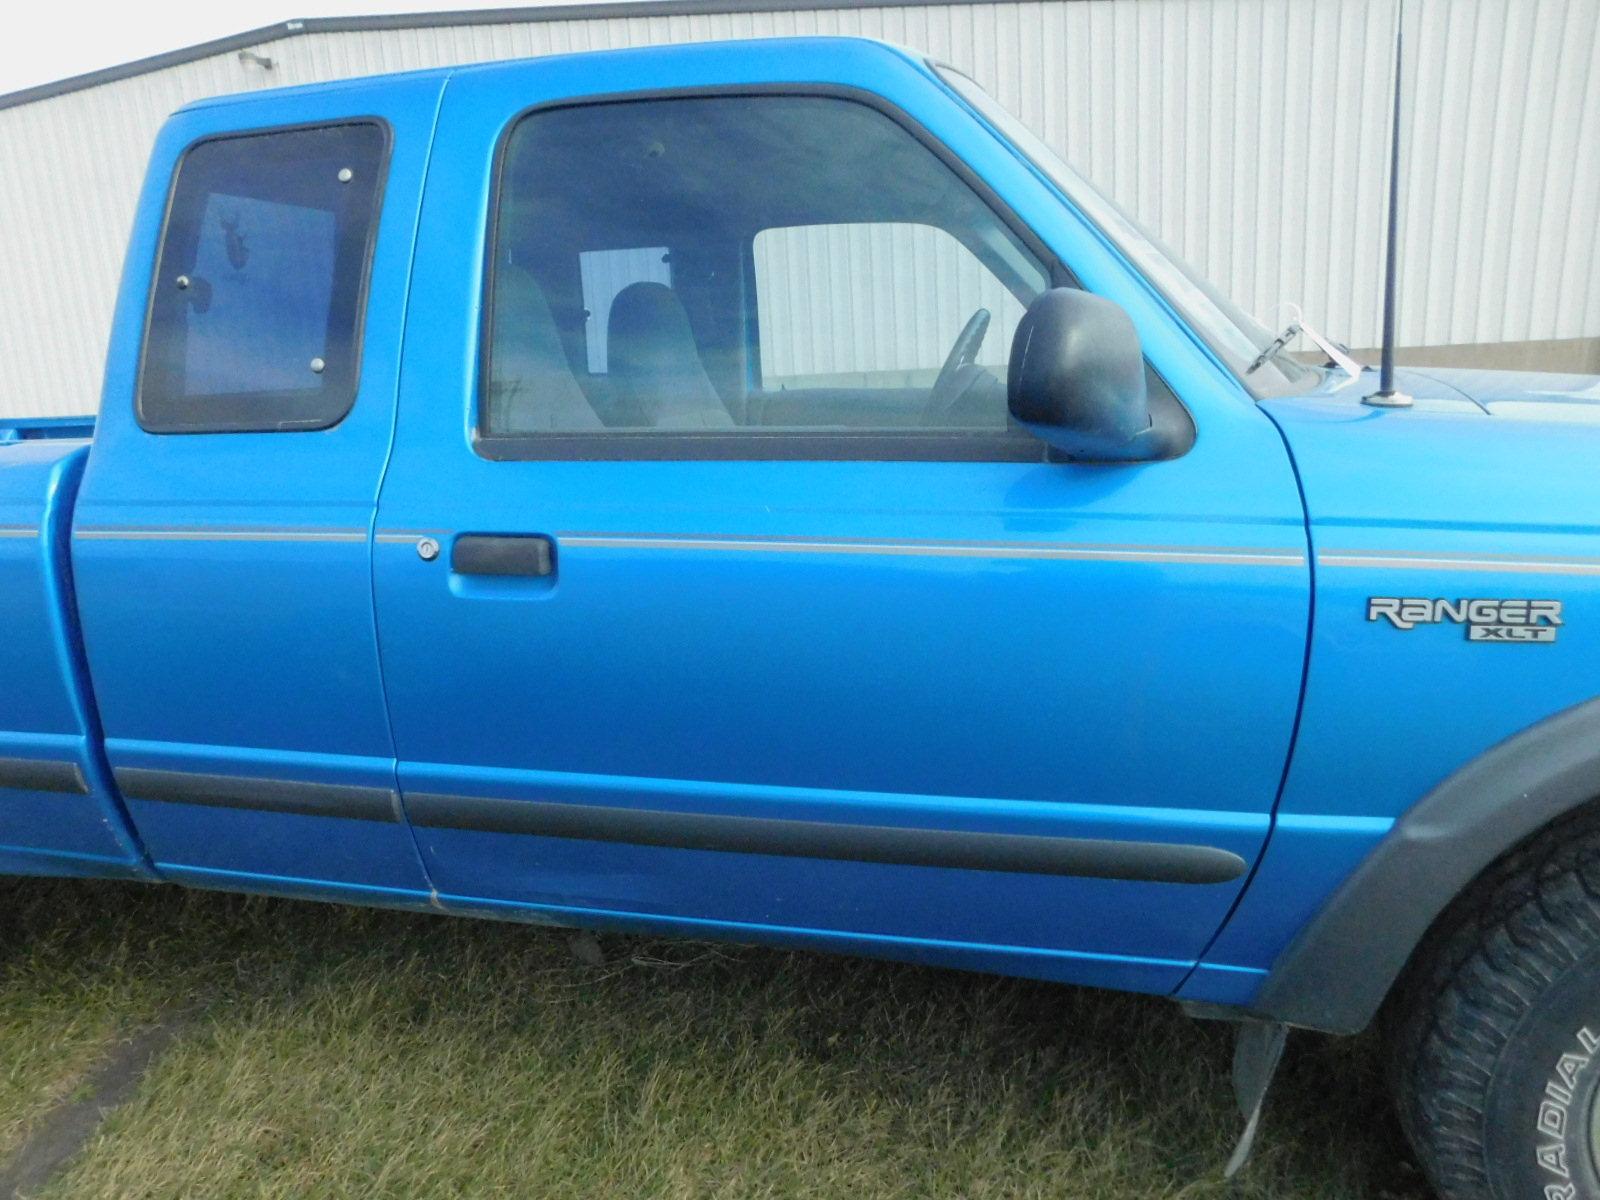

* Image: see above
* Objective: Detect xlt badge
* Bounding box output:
[1367,597,1563,643]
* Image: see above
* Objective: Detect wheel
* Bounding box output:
[1385,803,1600,1200]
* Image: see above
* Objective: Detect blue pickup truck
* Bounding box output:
[3,36,1598,1199]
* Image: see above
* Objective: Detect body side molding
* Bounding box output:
[405,793,1248,884]
[1252,692,1600,1033]
[0,757,89,795]
[115,768,399,823]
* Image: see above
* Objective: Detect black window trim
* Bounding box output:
[135,116,393,435]
[474,83,1078,464]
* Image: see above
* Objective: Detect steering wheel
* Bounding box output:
[933,309,991,392]
[924,308,991,419]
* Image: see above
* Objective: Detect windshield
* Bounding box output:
[935,66,1317,398]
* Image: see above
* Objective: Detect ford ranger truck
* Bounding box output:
[2,38,1598,1200]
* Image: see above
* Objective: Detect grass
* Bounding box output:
[0,877,1430,1199]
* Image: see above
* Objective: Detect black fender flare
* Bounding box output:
[1250,693,1600,1035]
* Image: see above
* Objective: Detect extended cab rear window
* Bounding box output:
[137,121,388,433]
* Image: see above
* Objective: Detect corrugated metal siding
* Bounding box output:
[2,0,1598,417]
[578,245,674,371]
[754,223,1029,385]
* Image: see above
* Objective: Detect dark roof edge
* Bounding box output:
[0,0,1053,113]
[0,21,302,112]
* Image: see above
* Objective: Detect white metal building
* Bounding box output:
[1,0,1597,419]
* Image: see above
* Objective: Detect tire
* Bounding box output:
[1385,803,1600,1200]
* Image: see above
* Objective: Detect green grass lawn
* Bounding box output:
[0,877,1429,1199]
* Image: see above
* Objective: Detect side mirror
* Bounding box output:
[1008,288,1173,462]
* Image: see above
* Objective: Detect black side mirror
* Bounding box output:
[1008,288,1176,462]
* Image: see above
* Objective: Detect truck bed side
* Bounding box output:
[0,430,151,878]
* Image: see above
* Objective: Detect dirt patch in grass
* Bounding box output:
[0,881,186,1163]
[0,1014,187,1199]
[0,878,1429,1199]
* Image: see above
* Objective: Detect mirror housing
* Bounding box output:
[1008,288,1177,462]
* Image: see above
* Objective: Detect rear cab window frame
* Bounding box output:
[472,84,1079,464]
[135,118,392,435]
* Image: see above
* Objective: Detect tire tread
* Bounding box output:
[1386,803,1600,1200]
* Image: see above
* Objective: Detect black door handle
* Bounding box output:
[451,534,554,577]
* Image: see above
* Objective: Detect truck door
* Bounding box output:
[374,48,1310,996]
[70,80,443,900]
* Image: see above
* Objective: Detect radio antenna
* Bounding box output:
[1364,0,1413,407]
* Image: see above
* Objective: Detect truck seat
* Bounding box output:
[606,282,734,429]
[485,265,602,433]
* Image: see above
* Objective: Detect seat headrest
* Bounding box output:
[606,281,732,429]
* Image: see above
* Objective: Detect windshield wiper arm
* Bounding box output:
[1246,323,1301,375]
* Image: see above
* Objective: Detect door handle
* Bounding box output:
[451,534,555,578]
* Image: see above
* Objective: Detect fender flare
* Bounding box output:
[1251,693,1600,1035]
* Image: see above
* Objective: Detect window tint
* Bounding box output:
[482,95,1051,456]
[138,122,387,433]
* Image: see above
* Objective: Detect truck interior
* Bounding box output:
[482,93,1051,436]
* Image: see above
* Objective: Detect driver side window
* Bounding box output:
[480,93,1052,457]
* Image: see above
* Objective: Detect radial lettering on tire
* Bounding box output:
[1536,1025,1600,1199]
